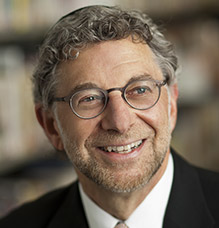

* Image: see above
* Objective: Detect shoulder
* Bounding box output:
[196,166,219,187]
[172,150,219,189]
[0,181,78,228]
[172,150,219,224]
[196,167,219,220]
[173,150,219,200]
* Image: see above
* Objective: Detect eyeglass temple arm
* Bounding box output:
[52,97,68,102]
[157,79,168,87]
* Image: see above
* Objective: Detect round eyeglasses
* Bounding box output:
[52,78,167,119]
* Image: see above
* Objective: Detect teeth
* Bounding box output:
[117,146,124,152]
[107,146,112,152]
[112,146,117,151]
[102,140,143,154]
[124,144,131,150]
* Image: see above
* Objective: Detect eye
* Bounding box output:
[127,86,152,96]
[72,89,106,110]
[79,94,103,104]
[136,87,151,94]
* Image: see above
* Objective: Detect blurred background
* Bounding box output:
[0,0,218,218]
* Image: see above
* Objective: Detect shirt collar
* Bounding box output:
[79,153,174,228]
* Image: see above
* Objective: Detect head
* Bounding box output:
[33,5,178,193]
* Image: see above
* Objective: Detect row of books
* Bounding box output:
[0,0,115,34]
[0,46,48,164]
[0,0,216,34]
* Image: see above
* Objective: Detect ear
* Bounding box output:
[35,104,64,151]
[169,83,178,133]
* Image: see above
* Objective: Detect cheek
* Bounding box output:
[61,115,99,148]
[135,97,170,132]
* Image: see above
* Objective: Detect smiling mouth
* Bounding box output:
[99,140,143,154]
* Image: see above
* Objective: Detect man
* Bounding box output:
[0,5,218,228]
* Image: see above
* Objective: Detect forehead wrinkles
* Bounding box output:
[78,39,156,68]
[56,39,163,94]
[101,42,155,70]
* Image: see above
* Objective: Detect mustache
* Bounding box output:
[85,126,154,147]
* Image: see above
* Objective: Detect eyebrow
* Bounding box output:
[67,73,153,94]
[68,82,99,95]
[126,74,153,84]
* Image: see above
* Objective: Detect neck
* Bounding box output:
[77,151,170,220]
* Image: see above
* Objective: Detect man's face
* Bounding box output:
[51,38,177,193]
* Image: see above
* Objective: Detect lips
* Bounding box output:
[99,140,143,154]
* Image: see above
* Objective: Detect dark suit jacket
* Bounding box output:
[0,151,219,228]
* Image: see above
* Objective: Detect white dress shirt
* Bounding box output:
[79,153,174,228]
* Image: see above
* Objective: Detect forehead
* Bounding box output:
[57,38,163,93]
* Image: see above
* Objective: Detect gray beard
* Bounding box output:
[63,126,171,193]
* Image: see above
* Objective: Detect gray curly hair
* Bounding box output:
[32,5,178,109]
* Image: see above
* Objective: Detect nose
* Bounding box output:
[100,92,134,134]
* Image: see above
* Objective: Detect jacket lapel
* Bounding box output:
[163,151,215,228]
[47,181,89,228]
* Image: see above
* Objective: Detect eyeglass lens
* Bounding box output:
[70,80,160,119]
